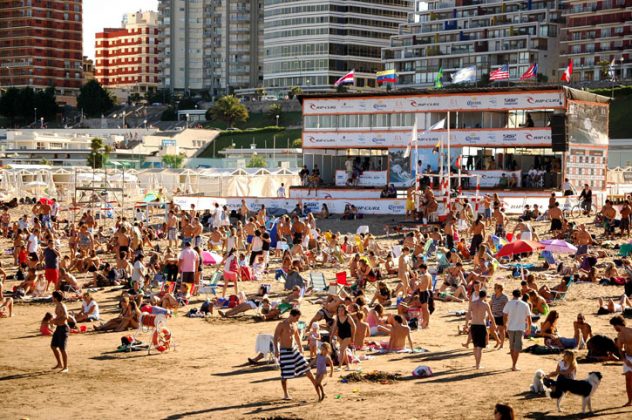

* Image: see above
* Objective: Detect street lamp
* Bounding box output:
[40,117,44,128]
[186,113,190,129]
[620,56,625,81]
[34,107,37,127]
[275,114,279,126]
[143,119,147,129]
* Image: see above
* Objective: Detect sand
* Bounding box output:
[1,211,632,420]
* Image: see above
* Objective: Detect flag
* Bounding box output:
[489,64,510,81]
[451,66,477,83]
[334,69,355,87]
[403,119,417,159]
[376,69,397,85]
[404,118,445,158]
[561,60,573,83]
[608,58,616,81]
[434,67,443,88]
[520,63,538,80]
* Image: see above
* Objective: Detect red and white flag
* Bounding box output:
[520,63,538,80]
[334,70,355,87]
[561,60,573,83]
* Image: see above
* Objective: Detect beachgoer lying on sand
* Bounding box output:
[597,295,632,314]
[538,277,571,301]
[433,287,466,303]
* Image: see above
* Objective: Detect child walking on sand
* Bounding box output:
[315,342,334,401]
[308,322,321,359]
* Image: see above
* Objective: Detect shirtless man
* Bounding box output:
[0,208,10,238]
[191,217,203,248]
[181,219,195,249]
[483,195,492,226]
[492,205,506,238]
[256,205,267,226]
[601,200,617,240]
[239,199,249,221]
[469,215,485,256]
[166,210,178,249]
[50,290,69,373]
[575,224,592,259]
[40,201,52,230]
[114,226,131,259]
[610,315,632,406]
[398,247,411,296]
[387,315,414,351]
[244,217,257,248]
[273,309,319,400]
[467,290,497,369]
[512,219,537,241]
[444,217,456,250]
[291,215,306,247]
[83,210,96,233]
[549,202,563,234]
[417,263,432,329]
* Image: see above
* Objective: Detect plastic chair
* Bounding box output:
[310,272,327,291]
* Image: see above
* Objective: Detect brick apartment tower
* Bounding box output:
[0,0,83,104]
[95,10,160,95]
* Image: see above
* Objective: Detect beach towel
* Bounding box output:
[279,347,310,379]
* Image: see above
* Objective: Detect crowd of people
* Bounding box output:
[2,185,632,415]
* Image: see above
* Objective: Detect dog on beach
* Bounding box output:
[530,369,547,394]
[544,372,602,413]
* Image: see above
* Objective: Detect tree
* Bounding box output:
[254,87,266,100]
[206,95,249,128]
[0,86,57,126]
[160,107,178,121]
[177,97,198,110]
[162,153,186,168]
[87,137,111,169]
[246,154,267,168]
[287,86,302,99]
[145,88,171,105]
[267,103,283,125]
[77,80,114,118]
[598,60,611,80]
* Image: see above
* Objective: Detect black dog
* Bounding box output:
[545,372,602,413]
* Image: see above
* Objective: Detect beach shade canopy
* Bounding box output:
[539,239,578,254]
[202,250,222,266]
[495,240,544,258]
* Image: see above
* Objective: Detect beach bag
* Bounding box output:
[412,365,433,378]
[428,295,435,314]
[408,317,419,330]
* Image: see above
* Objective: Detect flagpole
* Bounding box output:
[414,115,419,211]
[447,111,451,209]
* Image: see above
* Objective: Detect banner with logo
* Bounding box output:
[290,189,383,199]
[303,91,565,115]
[302,128,551,149]
[334,170,387,187]
[469,170,522,188]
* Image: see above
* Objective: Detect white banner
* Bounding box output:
[303,91,565,115]
[302,128,552,149]
[470,170,522,188]
[290,189,383,199]
[334,170,387,187]
[173,196,407,215]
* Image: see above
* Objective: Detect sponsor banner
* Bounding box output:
[303,128,551,149]
[470,170,522,188]
[303,91,565,115]
[334,170,387,187]
[290,188,383,199]
[173,196,407,215]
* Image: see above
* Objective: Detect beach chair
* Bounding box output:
[423,239,435,258]
[310,272,327,292]
[197,270,223,297]
[254,334,278,365]
[550,276,574,303]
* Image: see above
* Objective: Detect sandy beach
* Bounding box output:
[1,211,632,420]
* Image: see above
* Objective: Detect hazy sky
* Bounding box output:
[83,0,158,60]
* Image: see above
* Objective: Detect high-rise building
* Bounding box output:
[95,10,160,95]
[263,0,412,93]
[0,0,83,103]
[158,0,262,97]
[560,0,631,82]
[382,0,563,87]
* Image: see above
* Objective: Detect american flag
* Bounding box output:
[489,64,510,81]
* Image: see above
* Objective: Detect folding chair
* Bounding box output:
[197,270,223,297]
[550,276,575,303]
[310,272,327,292]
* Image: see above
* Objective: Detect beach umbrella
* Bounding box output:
[539,239,578,254]
[495,240,544,258]
[202,250,222,266]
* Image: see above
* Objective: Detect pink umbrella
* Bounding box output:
[202,250,222,266]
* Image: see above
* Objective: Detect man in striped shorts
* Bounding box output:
[274,308,319,400]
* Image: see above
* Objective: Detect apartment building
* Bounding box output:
[95,10,160,95]
[0,0,83,103]
[383,0,562,87]
[262,0,412,93]
[158,0,262,97]
[560,0,632,82]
